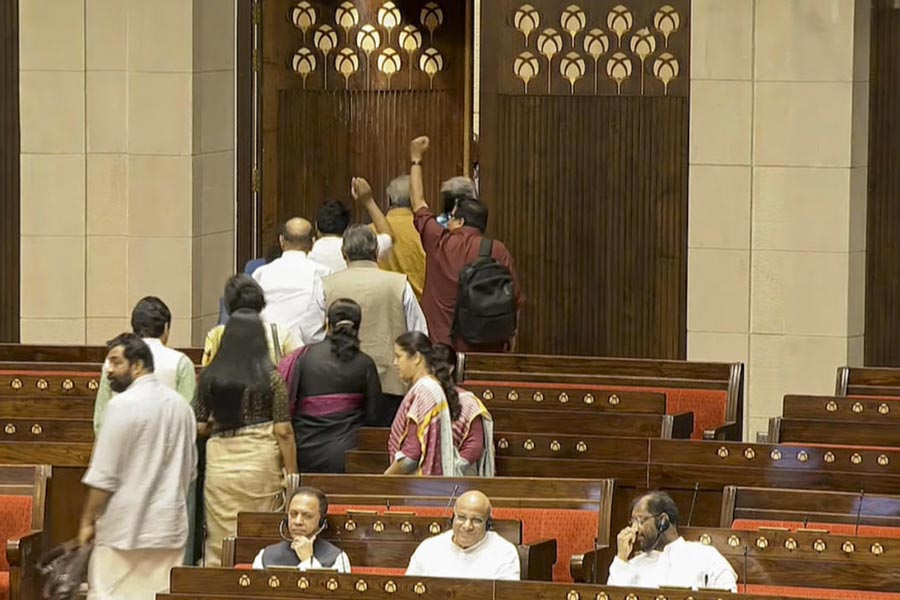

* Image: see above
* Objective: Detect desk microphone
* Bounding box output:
[686,482,700,527]
[741,545,749,594]
[854,489,865,536]
[445,484,460,514]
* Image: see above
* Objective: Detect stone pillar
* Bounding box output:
[19,0,87,343]
[19,0,235,348]
[688,0,870,439]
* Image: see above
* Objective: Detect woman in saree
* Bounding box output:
[385,332,494,476]
[193,308,298,566]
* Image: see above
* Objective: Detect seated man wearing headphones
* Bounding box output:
[608,491,736,591]
[252,487,351,572]
[405,490,520,580]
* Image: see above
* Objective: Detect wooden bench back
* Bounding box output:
[469,383,667,414]
[679,526,900,593]
[460,353,744,440]
[0,343,203,364]
[160,568,805,600]
[721,486,900,530]
[836,365,900,398]
[769,394,900,447]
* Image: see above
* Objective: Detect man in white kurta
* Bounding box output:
[607,491,737,591]
[405,490,520,581]
[79,334,197,600]
[253,218,332,344]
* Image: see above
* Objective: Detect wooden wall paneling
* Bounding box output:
[236,0,256,266]
[480,0,689,358]
[261,0,471,251]
[0,0,19,342]
[865,2,900,367]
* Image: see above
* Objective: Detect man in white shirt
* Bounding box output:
[79,334,197,600]
[309,179,394,272]
[93,296,196,435]
[406,490,520,581]
[254,218,332,345]
[608,491,737,591]
[252,487,350,572]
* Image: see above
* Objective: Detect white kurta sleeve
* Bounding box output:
[405,544,426,576]
[252,549,265,569]
[402,283,429,335]
[705,551,738,592]
[606,557,640,587]
[376,233,394,260]
[494,544,521,581]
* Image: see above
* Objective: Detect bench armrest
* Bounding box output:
[7,529,44,600]
[222,536,237,568]
[517,538,557,581]
[570,544,610,583]
[703,420,740,441]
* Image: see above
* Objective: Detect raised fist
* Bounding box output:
[410,136,430,161]
[351,177,373,201]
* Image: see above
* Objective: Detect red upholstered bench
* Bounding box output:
[0,495,33,600]
[464,380,726,440]
[329,504,596,582]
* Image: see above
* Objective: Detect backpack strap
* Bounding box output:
[478,237,493,259]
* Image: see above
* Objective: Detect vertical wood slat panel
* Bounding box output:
[866,5,900,366]
[0,0,20,342]
[278,90,461,227]
[488,95,688,358]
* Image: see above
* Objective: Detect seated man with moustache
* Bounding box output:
[608,491,736,591]
[252,487,351,572]
[405,490,520,580]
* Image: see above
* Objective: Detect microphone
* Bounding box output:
[445,484,460,514]
[686,482,700,527]
[854,489,865,536]
[741,545,749,594]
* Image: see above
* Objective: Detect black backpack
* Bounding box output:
[452,238,517,345]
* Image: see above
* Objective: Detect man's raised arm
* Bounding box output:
[409,136,430,213]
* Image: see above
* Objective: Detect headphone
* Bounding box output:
[279,513,328,542]
[655,514,670,533]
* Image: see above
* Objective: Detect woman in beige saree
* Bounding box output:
[193,309,298,566]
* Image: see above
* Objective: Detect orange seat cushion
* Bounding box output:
[464,380,728,440]
[0,571,8,600]
[732,519,900,539]
[748,584,900,599]
[0,495,33,572]
[330,504,596,582]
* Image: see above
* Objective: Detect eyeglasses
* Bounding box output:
[453,513,487,527]
[629,513,659,527]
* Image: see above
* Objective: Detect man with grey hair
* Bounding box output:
[436,176,478,228]
[314,225,427,426]
[374,175,427,300]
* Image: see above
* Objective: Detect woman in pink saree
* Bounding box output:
[385,332,494,476]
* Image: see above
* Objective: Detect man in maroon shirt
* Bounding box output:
[409,136,522,352]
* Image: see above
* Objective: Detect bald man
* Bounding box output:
[405,491,520,580]
[253,218,333,345]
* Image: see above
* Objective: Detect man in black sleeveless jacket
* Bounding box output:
[252,487,350,572]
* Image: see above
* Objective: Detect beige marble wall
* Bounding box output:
[688,0,870,439]
[19,0,235,348]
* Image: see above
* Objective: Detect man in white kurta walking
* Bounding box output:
[607,491,737,591]
[79,333,197,600]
